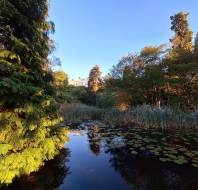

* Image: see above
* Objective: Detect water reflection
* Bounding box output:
[87,126,102,156]
[85,123,198,190]
[107,146,198,190]
[61,125,198,190]
[2,123,198,190]
[2,149,70,190]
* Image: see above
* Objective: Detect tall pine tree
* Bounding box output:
[168,12,193,63]
[167,12,198,108]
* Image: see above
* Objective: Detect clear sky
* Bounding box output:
[49,0,198,79]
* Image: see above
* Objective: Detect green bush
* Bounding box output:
[96,90,117,108]
[56,86,90,104]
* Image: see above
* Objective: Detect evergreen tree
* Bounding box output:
[169,12,193,63]
[88,65,102,94]
[166,12,198,108]
[0,0,67,184]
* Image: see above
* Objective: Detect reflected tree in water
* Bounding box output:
[87,125,102,156]
[2,149,70,190]
[106,144,198,190]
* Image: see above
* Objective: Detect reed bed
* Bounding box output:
[61,103,103,123]
[104,105,198,130]
[61,103,198,130]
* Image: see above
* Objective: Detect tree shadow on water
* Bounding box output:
[107,146,198,190]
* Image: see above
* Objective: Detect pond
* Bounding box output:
[3,122,198,190]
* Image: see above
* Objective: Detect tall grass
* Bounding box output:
[61,103,198,130]
[61,103,103,123]
[104,105,198,130]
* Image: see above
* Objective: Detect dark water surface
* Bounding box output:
[3,123,198,190]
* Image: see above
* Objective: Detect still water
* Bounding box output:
[3,123,198,190]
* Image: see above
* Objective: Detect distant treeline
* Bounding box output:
[56,12,198,111]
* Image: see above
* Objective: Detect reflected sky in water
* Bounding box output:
[59,132,131,190]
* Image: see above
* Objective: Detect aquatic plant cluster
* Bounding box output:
[103,127,198,167]
[83,122,198,168]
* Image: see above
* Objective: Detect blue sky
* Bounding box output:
[49,0,198,79]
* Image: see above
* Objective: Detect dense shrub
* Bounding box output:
[56,86,90,104]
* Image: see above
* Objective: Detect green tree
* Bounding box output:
[53,70,68,89]
[140,45,165,66]
[0,0,67,184]
[107,45,166,107]
[96,89,117,108]
[166,12,198,108]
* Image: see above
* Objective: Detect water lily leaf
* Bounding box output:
[159,158,168,162]
[192,163,198,168]
[131,150,138,155]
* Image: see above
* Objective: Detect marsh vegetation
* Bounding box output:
[62,104,198,168]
